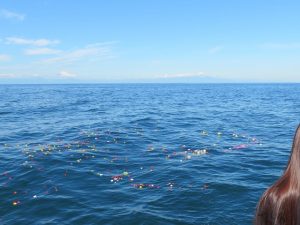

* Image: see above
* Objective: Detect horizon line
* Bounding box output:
[0,82,300,85]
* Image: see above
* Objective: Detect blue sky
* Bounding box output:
[0,0,300,83]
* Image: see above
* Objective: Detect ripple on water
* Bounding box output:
[0,84,299,224]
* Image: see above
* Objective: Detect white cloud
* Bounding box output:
[58,70,77,78]
[0,9,25,21]
[261,43,300,49]
[160,72,205,78]
[6,37,60,46]
[208,46,223,54]
[0,54,11,62]
[43,43,113,64]
[24,48,62,55]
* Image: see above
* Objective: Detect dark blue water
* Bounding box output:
[0,84,299,225]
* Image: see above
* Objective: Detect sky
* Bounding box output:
[0,0,300,83]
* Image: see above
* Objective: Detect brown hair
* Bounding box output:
[255,124,300,225]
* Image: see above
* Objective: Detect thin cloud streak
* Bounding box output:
[42,43,114,64]
[159,72,205,78]
[25,48,62,55]
[261,43,300,49]
[0,54,11,62]
[58,70,77,78]
[0,9,25,21]
[208,46,223,54]
[0,73,16,78]
[6,37,60,46]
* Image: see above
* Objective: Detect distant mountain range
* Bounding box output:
[126,75,232,83]
[1,75,289,84]
[0,75,232,84]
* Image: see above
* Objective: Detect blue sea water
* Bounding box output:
[0,83,299,225]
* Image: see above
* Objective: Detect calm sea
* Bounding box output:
[0,84,299,225]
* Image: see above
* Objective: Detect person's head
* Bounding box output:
[255,124,300,225]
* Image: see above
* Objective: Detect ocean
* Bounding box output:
[0,83,299,225]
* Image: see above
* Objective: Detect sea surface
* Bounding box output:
[0,84,299,225]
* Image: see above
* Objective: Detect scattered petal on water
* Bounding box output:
[233,144,248,150]
[200,131,208,136]
[12,200,20,206]
[192,149,208,155]
[1,128,262,204]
